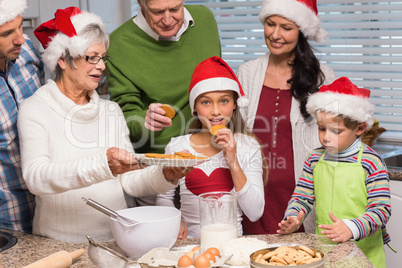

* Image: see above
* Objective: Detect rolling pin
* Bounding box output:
[23,248,86,268]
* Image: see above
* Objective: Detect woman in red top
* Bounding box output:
[236,0,336,234]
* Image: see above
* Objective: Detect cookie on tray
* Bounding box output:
[144,153,166,158]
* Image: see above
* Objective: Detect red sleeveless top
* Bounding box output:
[242,85,304,234]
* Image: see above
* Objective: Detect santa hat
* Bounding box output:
[34,6,104,74]
[189,56,249,114]
[259,0,328,42]
[307,77,375,128]
[0,0,27,26]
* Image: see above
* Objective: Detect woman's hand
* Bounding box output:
[107,147,146,176]
[277,211,305,235]
[144,103,172,131]
[163,166,193,184]
[214,128,237,168]
[318,212,353,242]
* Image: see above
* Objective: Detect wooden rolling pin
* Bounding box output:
[23,248,86,268]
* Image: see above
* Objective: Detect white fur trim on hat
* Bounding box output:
[0,0,27,26]
[307,92,375,129]
[190,77,240,113]
[259,0,328,42]
[42,11,105,74]
[237,96,249,108]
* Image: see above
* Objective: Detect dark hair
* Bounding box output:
[333,115,361,129]
[288,32,325,119]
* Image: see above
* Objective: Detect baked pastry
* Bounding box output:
[160,104,175,119]
[144,153,167,158]
[144,152,208,160]
[174,152,195,158]
[210,125,227,135]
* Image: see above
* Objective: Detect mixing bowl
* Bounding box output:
[110,206,181,258]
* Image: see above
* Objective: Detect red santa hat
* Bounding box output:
[34,6,104,74]
[259,0,328,42]
[189,56,249,114]
[0,0,27,26]
[307,77,375,128]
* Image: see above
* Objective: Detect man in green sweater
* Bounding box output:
[107,0,221,156]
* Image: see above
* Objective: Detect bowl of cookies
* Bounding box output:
[250,245,324,267]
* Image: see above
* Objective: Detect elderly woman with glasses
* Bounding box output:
[17,7,189,243]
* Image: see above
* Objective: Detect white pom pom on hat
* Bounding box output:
[306,77,375,128]
[259,0,328,42]
[189,56,249,114]
[0,0,27,26]
[34,6,105,74]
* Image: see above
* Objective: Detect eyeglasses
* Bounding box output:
[81,55,109,64]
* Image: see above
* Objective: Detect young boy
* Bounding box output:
[277,77,391,268]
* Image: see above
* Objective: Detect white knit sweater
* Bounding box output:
[18,80,177,243]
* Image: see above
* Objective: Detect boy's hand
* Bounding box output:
[318,211,353,242]
[277,210,305,235]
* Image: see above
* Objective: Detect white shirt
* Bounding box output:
[133,7,194,41]
[156,133,265,238]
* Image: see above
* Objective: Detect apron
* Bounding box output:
[314,143,386,268]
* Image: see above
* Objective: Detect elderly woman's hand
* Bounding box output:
[144,103,172,131]
[162,166,193,184]
[107,147,146,176]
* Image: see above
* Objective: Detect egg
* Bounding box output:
[206,247,221,258]
[177,254,193,267]
[185,250,195,259]
[191,246,201,252]
[194,254,211,268]
[202,251,216,262]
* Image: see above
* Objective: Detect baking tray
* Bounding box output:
[134,154,209,167]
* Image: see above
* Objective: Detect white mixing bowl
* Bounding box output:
[110,206,181,258]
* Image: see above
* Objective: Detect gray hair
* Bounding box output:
[138,0,184,8]
[54,23,109,81]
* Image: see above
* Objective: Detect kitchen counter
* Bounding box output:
[388,167,402,181]
[0,230,373,267]
[374,141,402,181]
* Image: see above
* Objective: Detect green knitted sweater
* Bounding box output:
[107,5,221,153]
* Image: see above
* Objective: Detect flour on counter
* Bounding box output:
[221,237,269,266]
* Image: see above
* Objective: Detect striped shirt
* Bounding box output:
[285,143,391,244]
[0,35,43,232]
